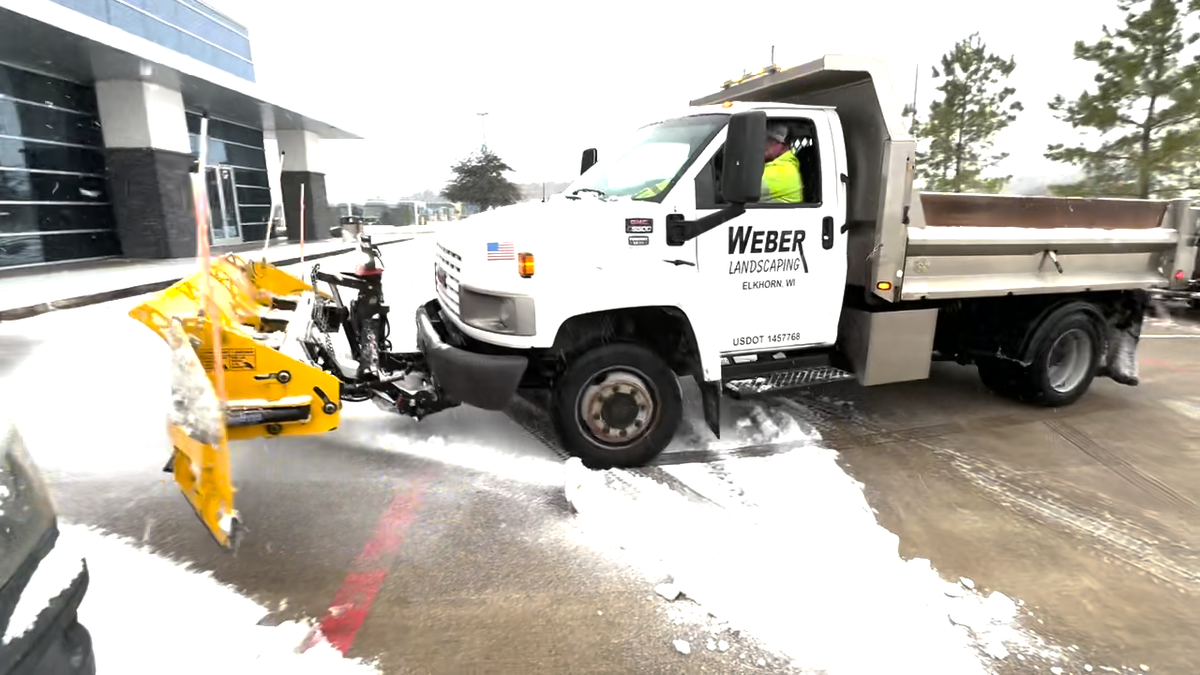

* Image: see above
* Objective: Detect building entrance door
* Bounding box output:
[205,165,241,243]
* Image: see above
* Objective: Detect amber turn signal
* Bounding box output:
[518,253,535,278]
[876,281,893,291]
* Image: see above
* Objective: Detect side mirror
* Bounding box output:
[580,148,598,175]
[664,111,764,247]
[720,111,766,205]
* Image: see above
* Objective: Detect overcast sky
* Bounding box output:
[206,0,1134,203]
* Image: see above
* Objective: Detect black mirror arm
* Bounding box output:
[665,205,747,246]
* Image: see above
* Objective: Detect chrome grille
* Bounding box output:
[435,243,462,316]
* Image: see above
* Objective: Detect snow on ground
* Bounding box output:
[309,236,571,487]
[338,403,566,487]
[60,523,380,674]
[0,299,176,480]
[565,388,1066,675]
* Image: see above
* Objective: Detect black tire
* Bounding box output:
[551,342,683,469]
[976,358,1025,399]
[1019,312,1102,407]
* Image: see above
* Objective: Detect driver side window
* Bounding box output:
[694,116,823,210]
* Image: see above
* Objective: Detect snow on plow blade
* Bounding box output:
[129,255,343,550]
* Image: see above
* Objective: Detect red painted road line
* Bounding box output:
[300,486,421,655]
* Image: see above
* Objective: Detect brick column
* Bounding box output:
[277,130,332,242]
[95,80,197,259]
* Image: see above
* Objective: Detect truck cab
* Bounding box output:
[417,102,840,465]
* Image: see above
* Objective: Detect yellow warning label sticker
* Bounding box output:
[198,348,257,372]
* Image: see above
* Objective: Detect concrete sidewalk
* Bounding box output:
[0,233,417,322]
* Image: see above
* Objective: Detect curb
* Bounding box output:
[0,237,414,323]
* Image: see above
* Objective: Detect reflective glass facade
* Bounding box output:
[0,63,120,269]
[186,112,273,241]
[45,0,254,81]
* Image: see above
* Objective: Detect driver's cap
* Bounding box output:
[767,123,788,143]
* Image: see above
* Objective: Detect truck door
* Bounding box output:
[693,110,848,354]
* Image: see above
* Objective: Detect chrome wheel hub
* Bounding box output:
[578,370,655,446]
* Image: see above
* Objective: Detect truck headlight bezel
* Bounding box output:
[457,286,536,336]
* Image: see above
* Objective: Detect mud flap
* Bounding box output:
[698,379,722,439]
[1100,291,1147,386]
[163,319,242,550]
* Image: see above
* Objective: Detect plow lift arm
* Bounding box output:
[131,115,455,551]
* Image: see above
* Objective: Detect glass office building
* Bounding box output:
[0,63,120,267]
[0,0,357,270]
[43,0,257,82]
[186,113,274,244]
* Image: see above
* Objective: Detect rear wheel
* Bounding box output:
[1025,314,1101,406]
[976,358,1024,398]
[1022,312,1104,406]
[978,312,1103,407]
[551,343,683,469]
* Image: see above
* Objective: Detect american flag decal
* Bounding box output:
[487,241,515,261]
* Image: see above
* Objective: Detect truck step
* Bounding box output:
[724,366,855,398]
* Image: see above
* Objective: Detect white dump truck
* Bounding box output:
[411,54,1199,468]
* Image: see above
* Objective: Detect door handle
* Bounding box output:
[822,216,834,250]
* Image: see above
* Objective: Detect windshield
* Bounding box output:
[565,114,727,202]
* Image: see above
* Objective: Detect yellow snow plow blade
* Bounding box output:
[161,317,239,549]
[130,254,343,549]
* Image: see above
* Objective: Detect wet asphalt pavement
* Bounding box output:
[2,237,1199,674]
[816,309,1200,675]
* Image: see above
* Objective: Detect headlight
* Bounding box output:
[458,287,536,336]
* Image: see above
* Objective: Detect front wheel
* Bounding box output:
[551,343,683,469]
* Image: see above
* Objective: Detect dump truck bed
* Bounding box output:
[897,193,1186,301]
[692,54,1198,304]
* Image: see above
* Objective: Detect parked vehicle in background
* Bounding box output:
[0,415,95,674]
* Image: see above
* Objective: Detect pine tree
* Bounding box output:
[912,33,1023,193]
[1046,0,1200,199]
[441,149,523,211]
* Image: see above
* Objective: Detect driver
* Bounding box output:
[761,122,802,203]
[632,121,804,202]
[633,177,671,200]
